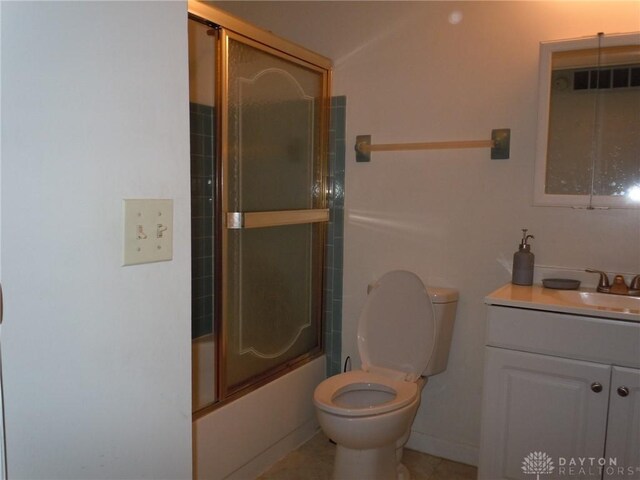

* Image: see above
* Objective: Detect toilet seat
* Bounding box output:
[314,271,435,419]
[313,370,419,417]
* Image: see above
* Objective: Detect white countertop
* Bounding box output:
[485,283,640,322]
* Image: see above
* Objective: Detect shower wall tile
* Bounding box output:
[193,276,214,300]
[324,96,346,377]
[192,216,214,239]
[190,102,215,340]
[324,245,334,269]
[192,239,209,260]
[192,256,213,280]
[191,177,213,197]
[191,197,213,219]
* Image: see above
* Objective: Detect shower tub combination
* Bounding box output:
[187,5,333,475]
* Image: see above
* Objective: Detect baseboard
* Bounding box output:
[226,419,320,480]
[406,430,479,467]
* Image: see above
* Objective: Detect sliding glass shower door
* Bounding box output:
[188,6,330,412]
[219,32,329,398]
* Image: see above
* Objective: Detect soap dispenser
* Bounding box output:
[512,229,535,286]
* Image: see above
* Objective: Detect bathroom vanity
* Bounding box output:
[478,284,640,480]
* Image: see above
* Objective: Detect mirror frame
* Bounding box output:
[534,32,640,208]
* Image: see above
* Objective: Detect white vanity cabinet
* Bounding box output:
[478,299,640,480]
[605,366,640,480]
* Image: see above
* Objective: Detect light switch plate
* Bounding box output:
[123,199,173,266]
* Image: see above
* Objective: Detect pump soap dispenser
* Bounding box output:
[512,229,535,286]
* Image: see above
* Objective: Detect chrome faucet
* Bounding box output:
[586,269,640,296]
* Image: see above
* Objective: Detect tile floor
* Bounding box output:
[258,432,478,480]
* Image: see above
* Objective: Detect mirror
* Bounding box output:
[534,32,640,208]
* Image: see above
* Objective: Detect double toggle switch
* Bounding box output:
[136,223,168,240]
[123,199,173,266]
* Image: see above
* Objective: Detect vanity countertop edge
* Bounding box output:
[485,283,640,322]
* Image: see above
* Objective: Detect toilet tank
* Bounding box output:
[423,287,459,376]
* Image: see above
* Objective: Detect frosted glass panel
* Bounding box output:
[546,66,597,195]
[226,224,322,389]
[224,35,325,393]
[592,89,640,196]
[546,45,640,197]
[227,38,324,213]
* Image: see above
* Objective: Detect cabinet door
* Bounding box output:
[604,366,640,480]
[478,347,610,480]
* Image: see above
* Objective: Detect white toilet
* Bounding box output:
[313,270,458,480]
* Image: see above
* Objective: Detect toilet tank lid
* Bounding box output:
[426,287,459,304]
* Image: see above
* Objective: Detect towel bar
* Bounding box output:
[355,128,510,162]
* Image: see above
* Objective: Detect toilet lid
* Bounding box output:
[357,271,435,381]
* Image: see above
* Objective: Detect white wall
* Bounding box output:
[214,0,640,465]
[1,2,192,478]
[0,4,5,475]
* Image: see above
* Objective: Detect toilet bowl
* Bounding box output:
[313,270,458,480]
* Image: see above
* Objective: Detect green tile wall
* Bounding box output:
[190,102,215,339]
[324,96,346,377]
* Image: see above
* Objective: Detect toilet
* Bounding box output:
[313,270,458,480]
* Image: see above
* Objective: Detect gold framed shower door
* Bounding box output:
[189,1,332,416]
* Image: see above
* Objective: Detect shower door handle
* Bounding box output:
[226,208,329,229]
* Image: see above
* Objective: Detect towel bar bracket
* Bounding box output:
[355,135,372,162]
[491,128,511,160]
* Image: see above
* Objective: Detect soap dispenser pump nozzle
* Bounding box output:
[519,229,534,251]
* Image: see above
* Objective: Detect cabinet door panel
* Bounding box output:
[479,347,610,480]
[604,366,640,480]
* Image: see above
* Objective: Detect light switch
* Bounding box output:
[123,199,173,266]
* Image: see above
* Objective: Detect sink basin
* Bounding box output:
[485,284,640,321]
[554,290,640,311]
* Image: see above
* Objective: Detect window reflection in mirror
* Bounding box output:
[534,33,640,208]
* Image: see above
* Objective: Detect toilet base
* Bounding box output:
[333,444,397,480]
[397,462,411,480]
